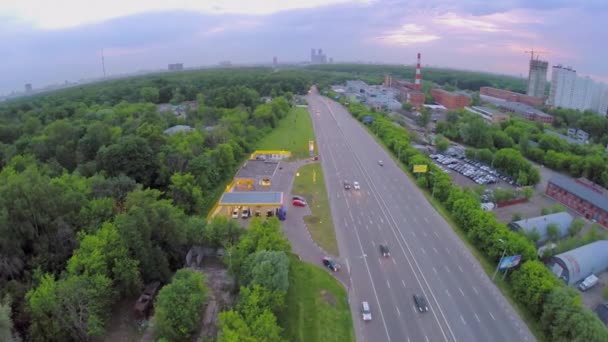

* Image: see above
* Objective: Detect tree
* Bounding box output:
[27,273,116,342]
[510,261,561,316]
[511,213,523,222]
[169,173,205,215]
[204,216,243,248]
[546,223,560,241]
[96,136,158,187]
[0,295,13,342]
[526,228,541,244]
[140,87,160,103]
[551,204,566,213]
[155,269,207,342]
[568,219,585,237]
[470,91,481,106]
[435,135,449,152]
[417,107,431,129]
[242,251,290,292]
[401,102,413,112]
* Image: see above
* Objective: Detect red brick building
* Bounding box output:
[480,87,545,107]
[384,75,424,108]
[545,174,608,227]
[430,89,470,109]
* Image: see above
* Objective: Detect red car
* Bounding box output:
[292,199,307,207]
[312,156,319,161]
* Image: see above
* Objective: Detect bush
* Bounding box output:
[155,269,208,342]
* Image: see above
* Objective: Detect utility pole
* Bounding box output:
[492,239,507,281]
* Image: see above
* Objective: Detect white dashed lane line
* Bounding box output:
[489,312,496,321]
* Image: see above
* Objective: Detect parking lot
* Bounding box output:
[430,153,519,188]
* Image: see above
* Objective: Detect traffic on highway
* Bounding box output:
[307,87,534,342]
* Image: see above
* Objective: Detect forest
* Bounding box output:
[0,67,325,341]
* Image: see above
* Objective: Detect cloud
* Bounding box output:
[374,24,440,46]
[433,12,504,32]
[0,0,374,29]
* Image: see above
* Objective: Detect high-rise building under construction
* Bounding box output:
[527,59,548,98]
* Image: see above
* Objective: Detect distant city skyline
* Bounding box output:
[1,0,607,95]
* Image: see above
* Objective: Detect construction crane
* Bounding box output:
[524,48,548,61]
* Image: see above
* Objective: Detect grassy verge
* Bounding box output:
[256,107,315,159]
[292,163,339,255]
[279,255,354,342]
[361,121,547,341]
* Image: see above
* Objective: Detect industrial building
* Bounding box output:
[508,212,574,246]
[545,174,608,227]
[480,95,554,124]
[465,106,509,123]
[544,129,589,146]
[480,87,545,107]
[384,75,424,108]
[344,80,402,111]
[168,63,184,71]
[430,89,470,109]
[527,58,548,98]
[546,240,608,285]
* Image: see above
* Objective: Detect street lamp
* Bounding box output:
[430,172,437,198]
[492,238,507,281]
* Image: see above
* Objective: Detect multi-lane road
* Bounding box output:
[306,88,535,342]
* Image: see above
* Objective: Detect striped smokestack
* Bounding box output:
[415,52,421,91]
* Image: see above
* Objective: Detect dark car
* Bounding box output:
[322,257,340,272]
[413,294,429,313]
[380,244,390,258]
[343,180,351,190]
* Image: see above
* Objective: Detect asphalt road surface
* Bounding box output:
[307,89,535,342]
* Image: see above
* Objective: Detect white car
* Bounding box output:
[231,208,240,219]
[353,181,361,190]
[361,301,372,321]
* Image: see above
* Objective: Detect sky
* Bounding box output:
[1,0,607,95]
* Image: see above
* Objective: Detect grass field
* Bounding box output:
[292,162,339,255]
[280,255,355,342]
[256,107,315,159]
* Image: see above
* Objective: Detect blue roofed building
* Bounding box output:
[546,240,608,285]
[508,212,574,246]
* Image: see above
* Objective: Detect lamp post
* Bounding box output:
[492,238,507,281]
[430,172,437,198]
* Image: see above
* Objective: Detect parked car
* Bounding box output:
[361,301,372,321]
[292,199,307,207]
[413,294,429,312]
[292,195,306,202]
[232,208,240,219]
[241,207,250,219]
[134,281,161,320]
[322,257,340,272]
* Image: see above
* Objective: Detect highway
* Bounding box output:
[306,88,535,342]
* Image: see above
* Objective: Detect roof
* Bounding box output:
[164,125,194,135]
[548,240,608,285]
[548,174,608,212]
[481,95,551,118]
[544,130,585,145]
[219,192,283,205]
[235,160,279,179]
[509,212,573,245]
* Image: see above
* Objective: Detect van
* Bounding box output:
[578,274,599,291]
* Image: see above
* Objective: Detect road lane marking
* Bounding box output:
[424,217,429,223]
[473,287,479,295]
[365,224,370,231]
[458,288,465,296]
[402,280,406,288]
[392,258,397,265]
[445,266,451,273]
[396,306,401,316]
[460,315,466,324]
[433,231,439,238]
[475,313,481,323]
[346,259,351,274]
[425,336,429,342]
[371,240,376,246]
[412,231,417,237]
[420,247,426,254]
[386,280,391,289]
[369,219,373,225]
[458,265,464,273]
[445,289,451,297]
[446,248,451,255]
[432,247,438,254]
[380,217,384,224]
[433,267,438,275]
[489,312,496,321]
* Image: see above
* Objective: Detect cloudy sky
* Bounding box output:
[1,0,606,95]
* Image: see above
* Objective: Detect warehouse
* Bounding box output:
[546,240,608,285]
[508,212,574,246]
[545,174,608,228]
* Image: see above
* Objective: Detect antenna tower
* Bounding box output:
[101,49,107,78]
